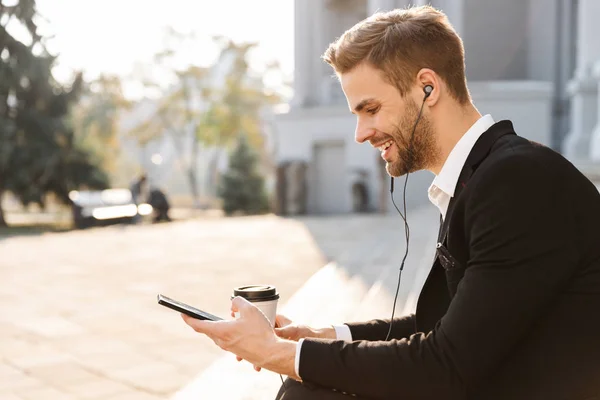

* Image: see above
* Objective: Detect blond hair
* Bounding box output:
[323,5,470,104]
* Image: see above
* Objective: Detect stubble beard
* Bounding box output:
[385,99,439,177]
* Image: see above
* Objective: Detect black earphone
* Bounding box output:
[385,84,432,341]
[423,84,433,98]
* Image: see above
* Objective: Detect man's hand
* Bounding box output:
[181,296,299,379]
[232,314,337,371]
[274,315,337,341]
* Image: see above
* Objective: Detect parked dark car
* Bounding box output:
[69,189,153,229]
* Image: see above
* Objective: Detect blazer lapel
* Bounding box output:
[438,120,516,246]
[417,121,517,329]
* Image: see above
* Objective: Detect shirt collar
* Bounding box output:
[430,114,495,198]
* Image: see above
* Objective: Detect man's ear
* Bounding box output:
[416,68,440,106]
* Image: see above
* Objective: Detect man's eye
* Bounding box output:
[366,107,379,115]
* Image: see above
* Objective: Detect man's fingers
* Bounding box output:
[274,326,296,340]
[274,327,286,336]
[230,296,253,314]
[275,314,292,327]
[181,314,223,336]
[236,356,243,362]
[254,365,261,372]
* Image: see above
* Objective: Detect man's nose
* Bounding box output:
[354,119,373,144]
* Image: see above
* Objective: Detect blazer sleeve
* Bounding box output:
[345,314,416,341]
[298,153,578,400]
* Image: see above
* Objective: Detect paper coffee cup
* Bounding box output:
[232,285,279,327]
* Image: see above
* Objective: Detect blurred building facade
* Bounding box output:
[273,0,596,215]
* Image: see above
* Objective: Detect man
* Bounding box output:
[181,5,600,399]
[129,173,148,223]
[130,173,148,205]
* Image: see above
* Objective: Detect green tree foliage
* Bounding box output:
[128,31,281,205]
[219,135,269,215]
[199,37,280,196]
[129,59,210,205]
[198,38,280,148]
[70,74,131,181]
[0,0,109,226]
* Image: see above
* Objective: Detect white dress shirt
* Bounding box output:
[428,114,495,218]
[294,114,496,378]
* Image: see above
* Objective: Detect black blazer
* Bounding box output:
[298,121,600,400]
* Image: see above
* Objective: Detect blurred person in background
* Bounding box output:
[180,5,600,399]
[130,173,148,206]
[148,188,171,223]
[129,173,147,223]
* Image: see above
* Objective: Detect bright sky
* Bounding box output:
[34,0,294,99]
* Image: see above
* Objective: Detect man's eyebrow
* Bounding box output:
[351,98,378,114]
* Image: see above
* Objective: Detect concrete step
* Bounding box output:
[352,205,439,320]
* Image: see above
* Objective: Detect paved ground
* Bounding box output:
[0,209,440,400]
[0,215,327,400]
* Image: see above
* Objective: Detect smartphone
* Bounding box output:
[157,294,223,321]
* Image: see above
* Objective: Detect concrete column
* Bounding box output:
[587,61,600,160]
[292,0,329,107]
[312,0,329,106]
[562,0,600,161]
[368,0,396,14]
[368,0,418,14]
[396,0,418,9]
[432,0,465,37]
[291,0,311,108]
[527,0,560,82]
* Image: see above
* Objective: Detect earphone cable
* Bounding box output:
[384,95,428,341]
